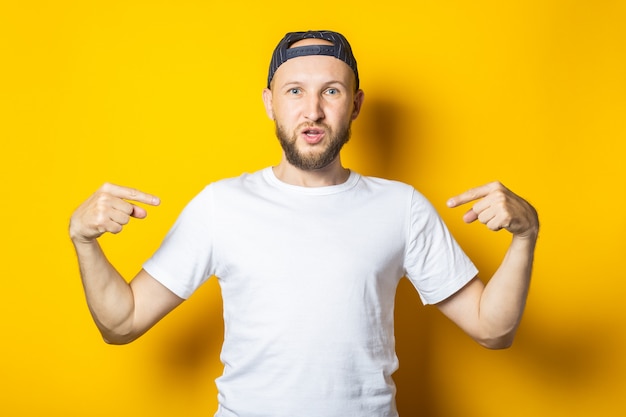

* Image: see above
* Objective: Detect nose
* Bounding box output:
[304,94,324,122]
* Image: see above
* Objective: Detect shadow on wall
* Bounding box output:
[147,279,225,396]
[512,316,609,393]
[350,96,408,179]
[394,278,440,416]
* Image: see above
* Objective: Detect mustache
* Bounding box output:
[298,122,331,131]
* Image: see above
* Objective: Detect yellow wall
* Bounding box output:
[2,1,625,415]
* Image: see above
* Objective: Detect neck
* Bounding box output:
[273,157,350,187]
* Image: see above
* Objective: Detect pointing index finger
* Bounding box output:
[446,183,495,208]
[102,182,160,206]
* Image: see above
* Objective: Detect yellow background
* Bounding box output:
[1,0,625,415]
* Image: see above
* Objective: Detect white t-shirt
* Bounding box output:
[144,167,477,417]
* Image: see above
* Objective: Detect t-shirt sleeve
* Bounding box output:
[143,185,215,299]
[403,189,478,305]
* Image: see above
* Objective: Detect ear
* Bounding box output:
[262,88,275,120]
[351,89,365,120]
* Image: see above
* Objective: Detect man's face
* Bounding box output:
[263,39,364,171]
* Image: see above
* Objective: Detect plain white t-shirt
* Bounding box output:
[143,167,477,417]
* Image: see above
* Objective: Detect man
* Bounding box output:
[70,31,539,417]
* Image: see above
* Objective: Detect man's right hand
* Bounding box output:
[69,183,160,244]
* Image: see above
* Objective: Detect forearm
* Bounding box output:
[444,181,539,348]
[477,232,537,348]
[72,239,137,344]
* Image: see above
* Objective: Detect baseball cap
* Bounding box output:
[267,30,359,90]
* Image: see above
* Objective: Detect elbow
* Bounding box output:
[102,333,139,345]
[478,337,514,350]
[102,335,134,345]
[475,329,517,350]
[93,314,143,345]
[99,324,140,345]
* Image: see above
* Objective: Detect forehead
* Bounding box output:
[289,38,334,48]
[271,39,355,88]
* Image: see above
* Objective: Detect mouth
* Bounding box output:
[301,126,326,145]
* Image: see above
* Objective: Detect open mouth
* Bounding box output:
[302,127,325,144]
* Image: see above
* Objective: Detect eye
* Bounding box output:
[326,88,339,95]
[288,88,301,95]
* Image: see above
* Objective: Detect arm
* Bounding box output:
[437,181,539,349]
[69,183,183,344]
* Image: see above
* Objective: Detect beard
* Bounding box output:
[275,121,352,171]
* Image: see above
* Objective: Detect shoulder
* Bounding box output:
[179,170,265,208]
[203,169,269,195]
[357,174,431,205]
[358,174,415,194]
[211,169,264,187]
[358,175,445,223]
